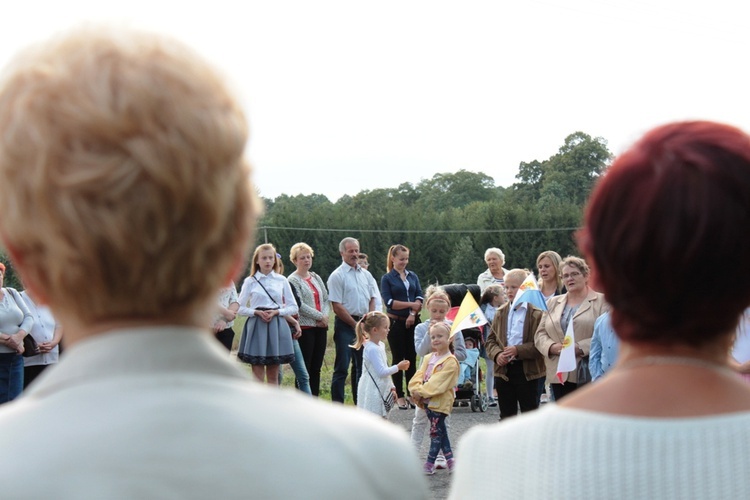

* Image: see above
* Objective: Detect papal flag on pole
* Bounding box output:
[556,317,577,383]
[512,272,549,311]
[449,292,488,338]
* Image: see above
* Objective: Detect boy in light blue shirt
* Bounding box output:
[590,311,619,381]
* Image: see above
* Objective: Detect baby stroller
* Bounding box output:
[441,284,489,412]
[453,327,490,412]
[441,283,481,307]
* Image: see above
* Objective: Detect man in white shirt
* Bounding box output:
[357,253,383,312]
[328,238,377,403]
[0,27,426,499]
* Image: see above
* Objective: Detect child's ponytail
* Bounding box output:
[351,318,368,350]
[350,311,390,350]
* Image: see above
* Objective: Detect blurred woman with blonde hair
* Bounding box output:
[0,26,425,498]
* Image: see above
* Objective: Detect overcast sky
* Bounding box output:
[2,1,748,201]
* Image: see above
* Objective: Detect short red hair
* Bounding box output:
[579,121,750,346]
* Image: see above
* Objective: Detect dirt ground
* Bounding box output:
[387,400,503,500]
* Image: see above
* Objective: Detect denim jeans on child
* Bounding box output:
[426,408,453,464]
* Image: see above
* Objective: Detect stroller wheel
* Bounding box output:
[470,394,479,412]
[479,394,489,412]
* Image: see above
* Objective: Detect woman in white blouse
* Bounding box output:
[237,244,299,384]
[0,263,33,403]
[20,289,62,388]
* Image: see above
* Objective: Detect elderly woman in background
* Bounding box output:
[288,242,330,397]
[381,244,423,409]
[477,247,508,292]
[0,263,33,403]
[452,121,750,499]
[536,250,565,301]
[534,256,607,400]
[20,289,62,388]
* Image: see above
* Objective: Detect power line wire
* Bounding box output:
[258,226,579,234]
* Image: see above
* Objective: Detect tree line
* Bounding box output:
[258,131,612,285]
[0,132,610,291]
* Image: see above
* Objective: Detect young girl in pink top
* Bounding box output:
[409,322,459,475]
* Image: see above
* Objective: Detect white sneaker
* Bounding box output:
[435,455,447,469]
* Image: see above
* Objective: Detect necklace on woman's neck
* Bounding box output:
[617,355,735,377]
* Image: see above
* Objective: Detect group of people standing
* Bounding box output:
[477,247,610,421]
[4,24,750,499]
[229,237,425,409]
[226,228,617,423]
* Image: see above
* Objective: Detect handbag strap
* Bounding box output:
[364,365,391,404]
[6,288,24,312]
[253,276,280,308]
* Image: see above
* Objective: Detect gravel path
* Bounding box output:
[387,402,502,500]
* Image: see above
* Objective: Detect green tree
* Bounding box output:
[448,236,479,284]
[513,159,546,202]
[544,132,611,204]
[416,170,497,209]
[510,131,611,205]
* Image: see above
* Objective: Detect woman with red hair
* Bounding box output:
[451,121,750,499]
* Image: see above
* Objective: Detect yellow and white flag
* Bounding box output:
[556,317,577,383]
[512,272,549,311]
[449,292,488,338]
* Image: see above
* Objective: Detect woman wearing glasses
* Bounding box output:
[534,256,608,400]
